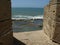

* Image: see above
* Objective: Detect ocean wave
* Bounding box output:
[12,15,43,20]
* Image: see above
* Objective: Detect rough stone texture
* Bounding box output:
[0,0,13,45]
[0,31,13,45]
[43,4,57,39]
[0,20,12,36]
[43,0,60,44]
[0,0,11,20]
[50,0,60,5]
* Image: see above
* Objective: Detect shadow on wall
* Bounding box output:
[13,37,26,45]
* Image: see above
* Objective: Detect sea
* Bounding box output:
[12,8,44,32]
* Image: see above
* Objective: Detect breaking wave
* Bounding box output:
[12,15,43,20]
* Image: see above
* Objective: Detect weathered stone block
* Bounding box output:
[0,31,13,45]
[0,0,11,20]
[56,4,60,17]
[50,0,60,5]
[54,33,60,43]
[52,22,60,43]
[0,20,12,35]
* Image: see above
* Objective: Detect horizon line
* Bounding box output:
[12,7,44,8]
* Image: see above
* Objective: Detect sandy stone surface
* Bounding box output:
[13,30,60,45]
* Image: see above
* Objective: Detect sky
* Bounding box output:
[11,0,50,8]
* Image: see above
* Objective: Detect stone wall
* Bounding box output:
[0,0,13,45]
[43,0,60,43]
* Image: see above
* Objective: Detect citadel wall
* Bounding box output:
[0,0,13,45]
[43,0,60,43]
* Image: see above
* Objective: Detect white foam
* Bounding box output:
[12,15,43,20]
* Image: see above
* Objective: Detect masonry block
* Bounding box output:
[0,20,12,36]
[0,31,13,45]
[50,0,60,5]
[0,0,11,20]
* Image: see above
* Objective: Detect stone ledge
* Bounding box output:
[13,30,60,45]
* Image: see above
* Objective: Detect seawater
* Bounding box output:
[12,8,44,32]
[12,8,44,19]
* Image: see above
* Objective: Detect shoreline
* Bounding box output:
[12,18,43,32]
